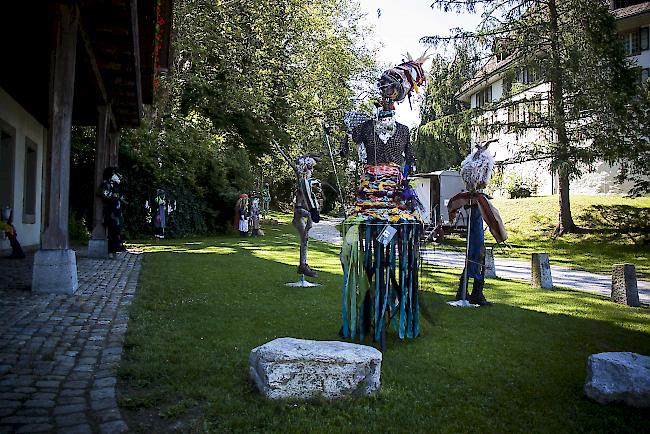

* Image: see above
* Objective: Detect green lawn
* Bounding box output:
[440,195,650,278]
[118,218,650,433]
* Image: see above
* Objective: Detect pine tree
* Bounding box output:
[422,0,642,234]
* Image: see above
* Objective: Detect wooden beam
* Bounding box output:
[78,18,108,105]
[91,104,111,241]
[42,2,80,250]
[129,0,143,125]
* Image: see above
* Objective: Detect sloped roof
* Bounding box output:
[612,2,650,19]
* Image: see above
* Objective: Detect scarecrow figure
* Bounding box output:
[272,141,322,278]
[251,197,261,237]
[261,183,271,219]
[234,194,250,237]
[153,189,167,239]
[100,167,126,256]
[0,206,25,259]
[339,52,432,346]
[447,140,507,306]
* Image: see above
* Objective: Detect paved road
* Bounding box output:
[310,217,650,305]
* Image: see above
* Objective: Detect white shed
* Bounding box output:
[411,170,468,227]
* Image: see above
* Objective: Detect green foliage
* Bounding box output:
[71,0,375,236]
[504,172,539,198]
[68,211,90,245]
[423,0,649,232]
[119,222,650,433]
[415,46,476,172]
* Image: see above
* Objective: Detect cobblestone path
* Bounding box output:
[0,251,142,434]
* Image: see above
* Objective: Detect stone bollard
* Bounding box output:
[531,252,552,289]
[611,264,640,307]
[484,247,496,278]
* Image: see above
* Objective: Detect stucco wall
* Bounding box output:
[0,86,45,249]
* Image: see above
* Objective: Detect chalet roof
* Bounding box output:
[612,2,650,19]
[456,54,517,102]
[456,2,650,102]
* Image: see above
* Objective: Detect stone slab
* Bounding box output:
[32,249,78,294]
[584,352,650,407]
[249,337,382,400]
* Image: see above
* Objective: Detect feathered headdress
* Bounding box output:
[378,50,431,108]
[460,139,496,192]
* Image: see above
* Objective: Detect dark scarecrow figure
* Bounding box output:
[1,206,25,259]
[100,167,126,256]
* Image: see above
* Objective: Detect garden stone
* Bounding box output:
[584,352,650,407]
[611,264,639,307]
[249,337,381,400]
[531,252,552,289]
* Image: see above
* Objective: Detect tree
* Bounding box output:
[415,44,478,172]
[422,0,642,234]
[71,0,376,236]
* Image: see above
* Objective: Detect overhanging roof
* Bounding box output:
[0,0,172,129]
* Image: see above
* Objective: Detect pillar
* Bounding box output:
[88,105,111,258]
[33,2,79,294]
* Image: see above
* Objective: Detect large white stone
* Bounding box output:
[32,249,79,294]
[584,352,650,407]
[249,337,382,400]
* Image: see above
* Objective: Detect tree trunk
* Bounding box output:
[548,0,577,235]
[556,169,576,235]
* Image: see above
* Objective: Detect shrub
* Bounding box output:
[69,211,90,245]
[504,172,539,198]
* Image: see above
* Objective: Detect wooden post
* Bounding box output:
[611,264,640,307]
[88,105,111,258]
[41,2,79,250]
[531,252,553,289]
[33,2,80,294]
[109,129,120,167]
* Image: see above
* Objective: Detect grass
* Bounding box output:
[118,215,650,433]
[439,195,650,277]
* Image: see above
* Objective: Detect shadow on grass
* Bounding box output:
[119,224,650,433]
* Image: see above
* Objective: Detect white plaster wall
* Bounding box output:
[0,87,45,249]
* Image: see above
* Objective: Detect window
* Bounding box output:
[0,122,15,215]
[507,103,521,132]
[476,85,492,108]
[527,97,543,123]
[517,67,539,85]
[23,138,37,224]
[641,27,649,51]
[503,76,512,95]
[622,30,641,56]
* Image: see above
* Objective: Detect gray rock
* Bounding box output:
[611,264,640,307]
[249,337,382,400]
[584,352,650,407]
